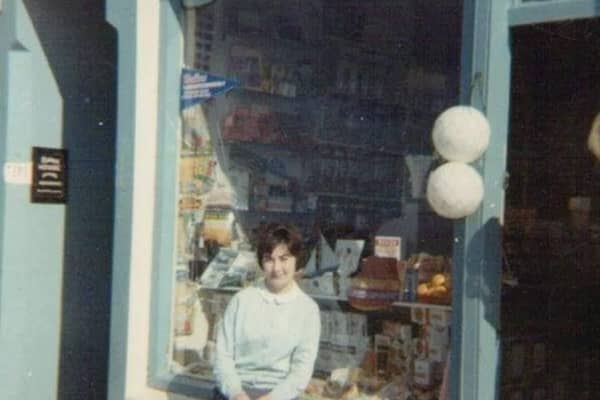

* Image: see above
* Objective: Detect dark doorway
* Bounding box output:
[502,18,600,399]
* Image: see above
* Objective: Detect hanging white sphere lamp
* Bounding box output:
[426,162,484,219]
[432,105,490,163]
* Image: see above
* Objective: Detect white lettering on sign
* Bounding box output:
[41,172,59,179]
[31,147,67,203]
[39,180,63,187]
[40,156,61,165]
[36,188,63,194]
[36,154,64,190]
[38,164,61,172]
[3,162,32,184]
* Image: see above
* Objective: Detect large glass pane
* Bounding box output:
[171,1,463,398]
[502,18,600,400]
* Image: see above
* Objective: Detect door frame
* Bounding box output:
[453,1,600,399]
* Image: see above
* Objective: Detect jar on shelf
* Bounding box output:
[175,269,196,336]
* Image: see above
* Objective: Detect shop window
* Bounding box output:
[166,1,463,398]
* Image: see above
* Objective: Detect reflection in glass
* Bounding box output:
[172,1,463,398]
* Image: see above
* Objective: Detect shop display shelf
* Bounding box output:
[224,137,404,157]
[309,191,403,203]
[310,294,451,311]
[198,285,451,311]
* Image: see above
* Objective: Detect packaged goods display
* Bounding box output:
[186,286,452,399]
[174,246,453,399]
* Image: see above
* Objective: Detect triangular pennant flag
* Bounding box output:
[181,68,239,110]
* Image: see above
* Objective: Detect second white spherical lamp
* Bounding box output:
[426,162,484,219]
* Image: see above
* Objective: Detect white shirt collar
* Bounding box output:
[255,279,301,304]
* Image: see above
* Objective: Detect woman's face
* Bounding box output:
[262,243,297,294]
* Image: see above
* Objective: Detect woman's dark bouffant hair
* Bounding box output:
[256,223,305,269]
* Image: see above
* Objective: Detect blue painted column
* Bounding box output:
[0,0,66,398]
[105,1,137,399]
[450,1,511,399]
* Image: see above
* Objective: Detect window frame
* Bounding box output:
[147,0,477,397]
[146,0,216,398]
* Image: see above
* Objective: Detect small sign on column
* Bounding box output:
[31,147,68,204]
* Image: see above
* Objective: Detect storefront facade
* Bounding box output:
[105,2,600,399]
[0,1,115,399]
[0,1,598,400]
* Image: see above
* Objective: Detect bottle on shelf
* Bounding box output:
[189,234,209,282]
[402,263,419,302]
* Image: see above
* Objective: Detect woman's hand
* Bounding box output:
[232,392,251,400]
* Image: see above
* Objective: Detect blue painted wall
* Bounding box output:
[0,0,115,399]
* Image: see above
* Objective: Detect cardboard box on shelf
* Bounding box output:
[427,341,448,363]
[429,308,451,328]
[411,307,429,325]
[413,359,434,388]
[381,320,413,341]
[412,338,428,360]
[425,325,449,348]
[388,340,413,376]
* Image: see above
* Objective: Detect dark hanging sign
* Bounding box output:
[31,147,68,204]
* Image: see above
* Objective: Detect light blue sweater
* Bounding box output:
[214,281,321,400]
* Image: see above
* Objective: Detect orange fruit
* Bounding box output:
[431,273,447,287]
[417,283,431,296]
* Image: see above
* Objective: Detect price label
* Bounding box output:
[3,162,32,184]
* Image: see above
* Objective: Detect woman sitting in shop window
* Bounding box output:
[214,223,321,400]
